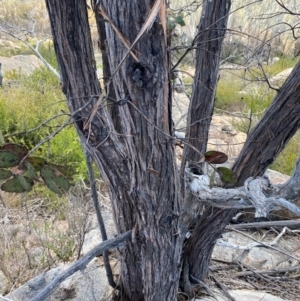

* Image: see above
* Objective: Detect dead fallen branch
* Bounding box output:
[29,230,132,301]
[226,219,300,230]
[232,264,300,277]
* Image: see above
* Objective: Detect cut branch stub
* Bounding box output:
[41,165,70,195]
[216,167,237,184]
[204,150,228,164]
[1,176,34,193]
[0,168,12,180]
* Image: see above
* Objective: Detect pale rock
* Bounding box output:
[5,259,113,301]
[0,55,43,78]
[212,231,300,270]
[0,271,9,295]
[269,68,293,87]
[196,289,292,301]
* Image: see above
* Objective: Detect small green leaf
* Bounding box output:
[0,151,20,168]
[24,161,39,181]
[175,15,185,26]
[41,165,70,195]
[0,169,12,180]
[0,143,28,160]
[1,176,33,193]
[16,175,34,191]
[216,167,237,184]
[205,151,228,164]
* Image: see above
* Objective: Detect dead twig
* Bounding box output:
[209,273,237,301]
[28,230,132,301]
[232,264,300,278]
[226,219,300,230]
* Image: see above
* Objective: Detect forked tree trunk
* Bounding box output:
[45,0,300,299]
[46,0,182,300]
[180,0,232,283]
[185,61,300,282]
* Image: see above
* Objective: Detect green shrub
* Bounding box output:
[215,72,245,110]
[270,133,300,176]
[0,66,87,181]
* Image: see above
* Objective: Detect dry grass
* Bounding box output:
[0,182,95,293]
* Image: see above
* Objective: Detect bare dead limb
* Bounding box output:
[185,164,300,218]
[209,273,237,301]
[0,26,60,79]
[232,264,300,278]
[226,219,300,230]
[28,230,132,301]
[230,228,300,263]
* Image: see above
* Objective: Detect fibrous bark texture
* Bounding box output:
[182,0,231,171]
[46,1,182,300]
[185,60,300,282]
[180,0,232,282]
[44,0,300,300]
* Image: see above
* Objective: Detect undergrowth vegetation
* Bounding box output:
[0,0,299,294]
[213,55,300,175]
[0,64,87,181]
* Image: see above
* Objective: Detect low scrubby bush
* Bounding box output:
[0,65,87,181]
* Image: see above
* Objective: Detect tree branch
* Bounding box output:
[84,151,118,289]
[185,166,300,218]
[226,219,300,230]
[0,26,60,79]
[29,230,132,301]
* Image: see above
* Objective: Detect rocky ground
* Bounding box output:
[0,55,299,301]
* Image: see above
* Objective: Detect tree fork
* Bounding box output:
[186,61,300,282]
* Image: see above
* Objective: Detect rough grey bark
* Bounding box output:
[182,0,231,171]
[185,60,300,282]
[44,0,300,300]
[93,3,117,114]
[46,1,181,300]
[180,0,232,284]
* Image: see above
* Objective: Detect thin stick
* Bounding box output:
[29,231,132,301]
[84,151,119,289]
[226,219,300,230]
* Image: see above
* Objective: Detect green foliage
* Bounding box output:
[0,66,87,180]
[204,150,237,185]
[46,233,74,262]
[29,184,68,219]
[41,165,70,196]
[270,134,300,176]
[215,73,245,110]
[242,87,276,116]
[0,143,72,194]
[205,150,228,164]
[260,56,299,76]
[216,167,237,184]
[167,12,186,31]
